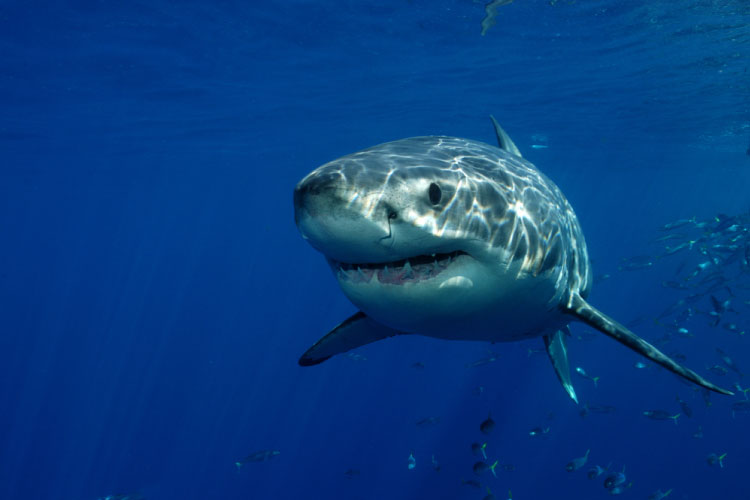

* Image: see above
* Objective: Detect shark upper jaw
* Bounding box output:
[328,250,472,286]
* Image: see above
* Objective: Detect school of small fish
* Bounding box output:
[97,210,748,499]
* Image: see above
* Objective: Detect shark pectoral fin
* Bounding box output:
[298,312,401,366]
[543,330,578,404]
[567,295,733,396]
[489,115,523,158]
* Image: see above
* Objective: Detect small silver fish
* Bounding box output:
[575,367,599,387]
[473,460,499,477]
[431,454,441,472]
[565,449,590,471]
[529,426,550,436]
[706,452,727,468]
[675,395,692,418]
[648,488,672,500]
[480,413,495,434]
[235,449,280,469]
[416,416,441,428]
[462,479,482,489]
[466,351,500,368]
[643,410,680,424]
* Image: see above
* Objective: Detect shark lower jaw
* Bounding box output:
[329,250,471,286]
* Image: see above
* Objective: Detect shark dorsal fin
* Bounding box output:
[490,115,522,158]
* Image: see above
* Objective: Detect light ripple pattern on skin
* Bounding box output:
[293,121,733,399]
[297,136,588,294]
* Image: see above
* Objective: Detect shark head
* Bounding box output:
[294,138,477,266]
[294,136,582,337]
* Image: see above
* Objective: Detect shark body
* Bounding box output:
[293,118,731,400]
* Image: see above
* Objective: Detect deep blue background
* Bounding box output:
[1,1,749,499]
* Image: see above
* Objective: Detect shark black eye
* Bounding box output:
[428,182,442,205]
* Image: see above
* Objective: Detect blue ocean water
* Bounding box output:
[1,1,749,499]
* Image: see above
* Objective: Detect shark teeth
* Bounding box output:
[357,267,369,281]
[402,261,414,279]
[333,251,468,285]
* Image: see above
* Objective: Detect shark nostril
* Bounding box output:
[382,201,398,222]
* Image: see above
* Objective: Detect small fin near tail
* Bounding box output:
[543,330,578,403]
[298,312,401,366]
[489,116,523,158]
[566,295,733,396]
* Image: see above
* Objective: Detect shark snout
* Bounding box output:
[294,174,397,263]
[293,172,337,222]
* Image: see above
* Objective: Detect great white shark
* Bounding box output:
[293,117,732,401]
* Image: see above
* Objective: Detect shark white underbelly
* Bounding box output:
[336,252,564,341]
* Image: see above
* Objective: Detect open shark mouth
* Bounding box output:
[330,251,469,285]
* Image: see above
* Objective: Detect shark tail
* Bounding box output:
[566,295,733,396]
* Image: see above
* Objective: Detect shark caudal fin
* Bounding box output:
[566,295,733,396]
[543,330,578,403]
[298,312,402,366]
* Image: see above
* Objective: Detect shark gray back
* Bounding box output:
[293,118,732,399]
